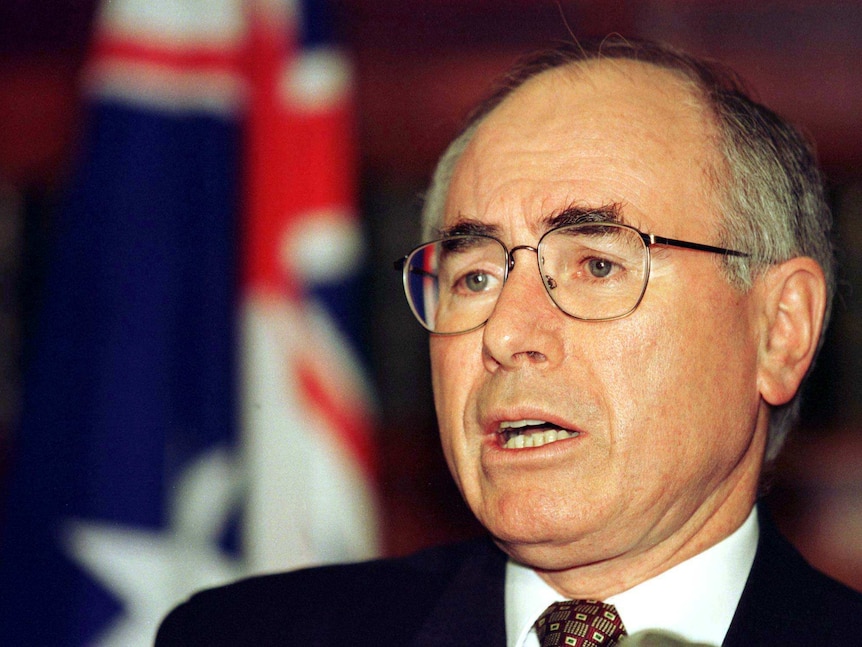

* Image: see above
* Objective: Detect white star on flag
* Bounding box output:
[63,448,245,646]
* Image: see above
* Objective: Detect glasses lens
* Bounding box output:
[539,224,648,320]
[404,235,507,333]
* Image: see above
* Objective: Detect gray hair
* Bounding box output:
[420,38,835,463]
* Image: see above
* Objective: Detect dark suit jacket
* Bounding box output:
[156,511,862,646]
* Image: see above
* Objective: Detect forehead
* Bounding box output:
[444,59,720,238]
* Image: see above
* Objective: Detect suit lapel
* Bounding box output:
[411,539,508,647]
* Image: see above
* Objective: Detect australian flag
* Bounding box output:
[0,0,378,644]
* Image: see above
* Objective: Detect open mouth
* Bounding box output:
[499,419,579,449]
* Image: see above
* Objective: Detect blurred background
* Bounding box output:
[1,0,861,644]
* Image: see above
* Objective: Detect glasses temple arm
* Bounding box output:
[393,257,438,278]
[647,234,749,258]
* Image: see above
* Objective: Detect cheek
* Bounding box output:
[429,335,482,461]
[606,288,760,465]
[430,337,466,416]
[626,274,754,384]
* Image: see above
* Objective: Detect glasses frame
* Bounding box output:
[395,222,749,334]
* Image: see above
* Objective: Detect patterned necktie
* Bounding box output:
[534,599,628,647]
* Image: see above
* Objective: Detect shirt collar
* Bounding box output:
[505,507,759,647]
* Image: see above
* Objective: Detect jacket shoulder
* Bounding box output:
[725,511,862,645]
[156,538,502,646]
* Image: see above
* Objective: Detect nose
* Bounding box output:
[481,246,564,372]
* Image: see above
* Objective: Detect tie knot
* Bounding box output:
[534,599,627,647]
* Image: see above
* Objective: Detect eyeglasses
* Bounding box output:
[395,222,749,334]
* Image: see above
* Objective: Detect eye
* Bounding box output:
[586,257,616,278]
[462,271,493,292]
[446,266,502,297]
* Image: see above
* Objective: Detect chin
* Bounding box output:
[485,520,592,567]
[478,500,621,570]
[493,534,605,573]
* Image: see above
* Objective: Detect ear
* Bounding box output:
[756,257,827,407]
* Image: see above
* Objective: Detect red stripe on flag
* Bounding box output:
[241,11,298,298]
[241,14,357,299]
[295,356,378,484]
[91,35,242,75]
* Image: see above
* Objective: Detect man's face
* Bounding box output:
[431,61,770,583]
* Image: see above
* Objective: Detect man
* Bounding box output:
[157,38,862,646]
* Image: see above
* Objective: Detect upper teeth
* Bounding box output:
[500,419,547,429]
[499,420,578,449]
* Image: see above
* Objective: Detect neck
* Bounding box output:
[530,478,758,600]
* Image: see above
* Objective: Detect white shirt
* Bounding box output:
[505,507,759,647]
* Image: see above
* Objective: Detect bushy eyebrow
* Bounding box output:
[439,203,627,239]
[543,203,625,229]
[439,218,502,239]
